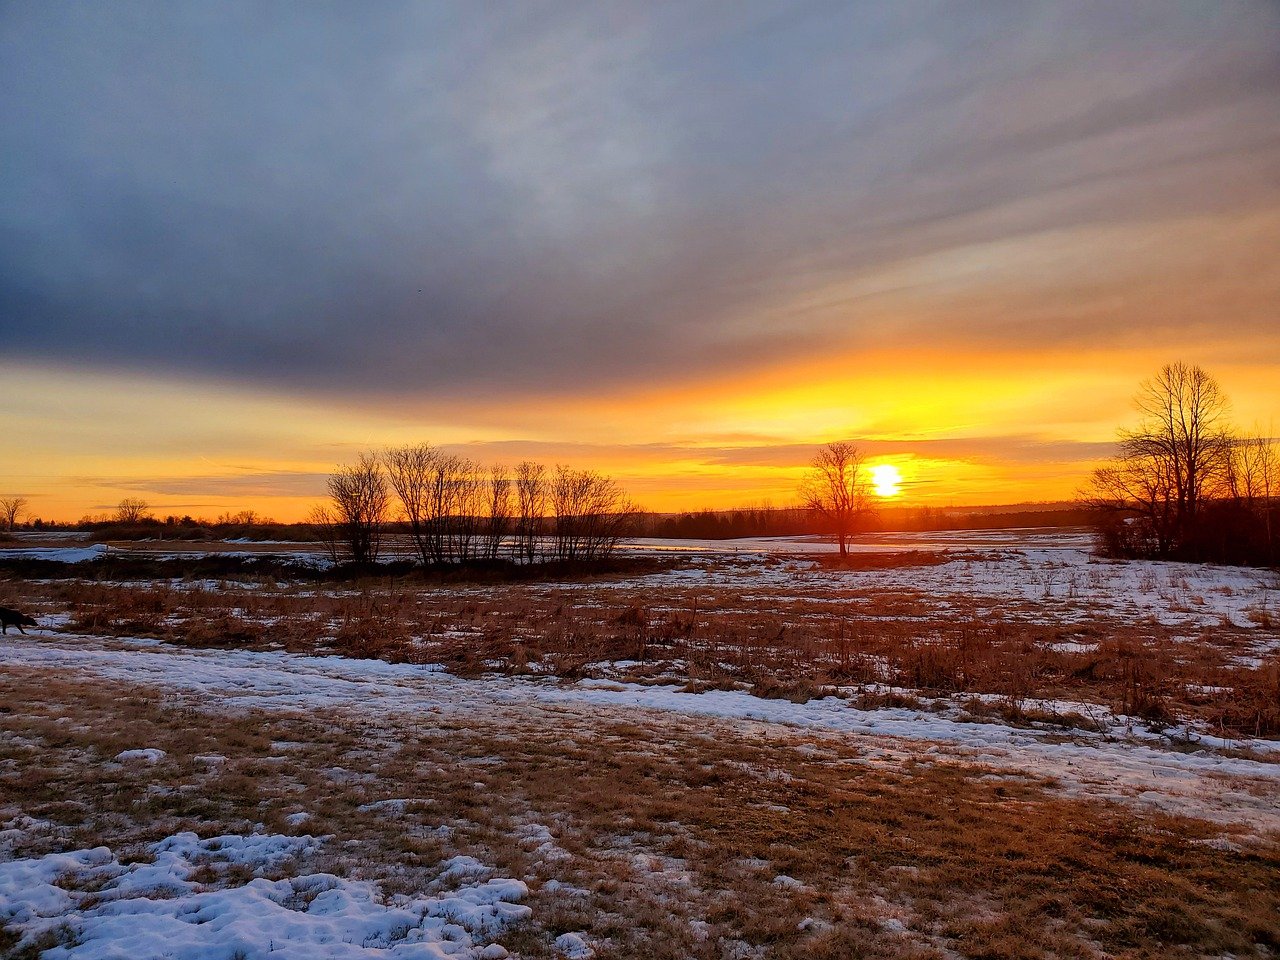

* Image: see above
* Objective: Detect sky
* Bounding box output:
[2,1,1278,521]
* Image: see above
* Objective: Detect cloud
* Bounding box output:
[421,435,1118,470]
[1,1,1278,404]
[112,470,330,498]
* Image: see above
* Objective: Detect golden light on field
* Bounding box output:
[870,464,903,499]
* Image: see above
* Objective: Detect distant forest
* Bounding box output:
[8,501,1092,542]
[635,503,1092,540]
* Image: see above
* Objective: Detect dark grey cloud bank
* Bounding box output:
[3,1,1278,398]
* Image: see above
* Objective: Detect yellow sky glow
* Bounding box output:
[4,343,1276,523]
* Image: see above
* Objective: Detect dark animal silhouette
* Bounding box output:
[0,607,37,634]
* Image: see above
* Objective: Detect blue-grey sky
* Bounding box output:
[4,0,1278,400]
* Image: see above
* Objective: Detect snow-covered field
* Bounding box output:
[1,528,1278,957]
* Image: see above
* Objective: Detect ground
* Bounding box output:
[0,529,1277,958]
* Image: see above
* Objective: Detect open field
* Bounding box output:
[1,529,1278,958]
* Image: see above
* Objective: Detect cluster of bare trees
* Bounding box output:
[1088,363,1277,565]
[311,445,637,566]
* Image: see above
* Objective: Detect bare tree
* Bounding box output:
[383,443,438,567]
[420,453,455,564]
[1089,452,1179,557]
[1224,432,1278,504]
[514,460,547,564]
[1223,431,1278,565]
[1090,363,1233,558]
[446,458,485,563]
[325,453,390,565]
[393,452,485,564]
[0,496,28,532]
[306,504,343,565]
[551,466,636,561]
[1131,362,1232,532]
[115,497,153,524]
[483,465,512,560]
[799,441,870,557]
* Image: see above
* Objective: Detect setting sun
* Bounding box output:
[870,463,903,499]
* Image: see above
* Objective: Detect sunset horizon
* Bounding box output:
[4,348,1277,524]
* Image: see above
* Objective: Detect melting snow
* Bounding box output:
[113,748,166,764]
[0,830,529,959]
[1,634,1277,835]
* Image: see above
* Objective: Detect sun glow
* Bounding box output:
[870,463,903,499]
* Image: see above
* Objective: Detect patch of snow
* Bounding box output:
[1045,641,1098,654]
[554,931,595,958]
[0,830,530,959]
[0,544,110,563]
[113,748,166,764]
[356,798,437,816]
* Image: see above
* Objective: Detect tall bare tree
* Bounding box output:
[383,443,438,567]
[1131,362,1232,531]
[483,465,512,560]
[0,496,28,532]
[800,441,870,557]
[1090,363,1233,557]
[514,460,547,564]
[447,458,485,562]
[326,452,389,565]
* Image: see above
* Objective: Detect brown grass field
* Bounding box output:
[1,534,1277,957]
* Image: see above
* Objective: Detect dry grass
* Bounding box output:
[6,563,1279,738]
[1,666,1277,959]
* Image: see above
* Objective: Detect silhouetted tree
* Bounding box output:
[115,497,153,524]
[551,466,636,561]
[800,441,870,557]
[1220,431,1279,566]
[1090,363,1233,559]
[483,465,512,560]
[514,460,547,563]
[383,443,438,566]
[446,458,485,562]
[0,496,28,532]
[325,453,389,565]
[307,504,343,565]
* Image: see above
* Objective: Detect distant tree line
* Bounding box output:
[635,503,1095,540]
[57,499,288,538]
[639,503,811,539]
[1088,363,1278,566]
[311,446,640,566]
